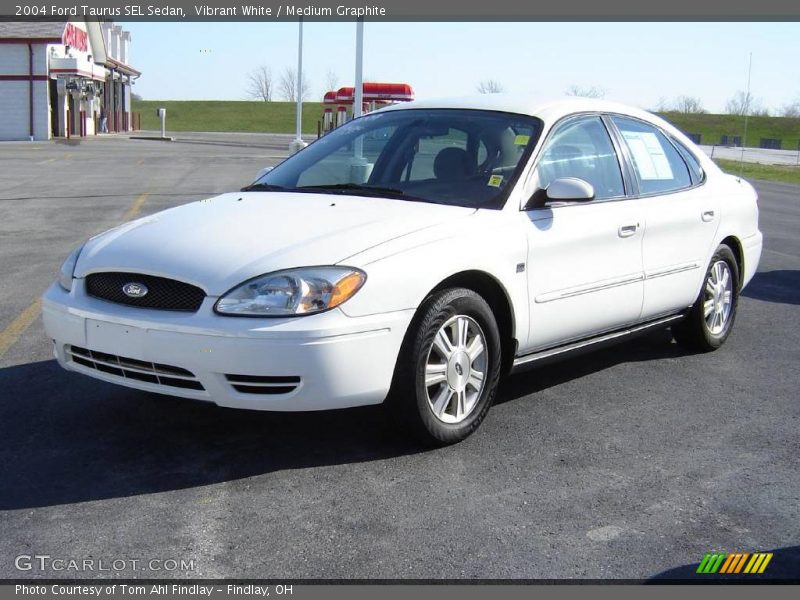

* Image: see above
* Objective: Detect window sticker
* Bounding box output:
[514,134,531,146]
[488,174,504,187]
[621,131,673,180]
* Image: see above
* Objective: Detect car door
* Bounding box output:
[522,115,645,352]
[609,116,720,319]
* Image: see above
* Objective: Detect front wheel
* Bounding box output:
[387,288,502,445]
[672,244,740,351]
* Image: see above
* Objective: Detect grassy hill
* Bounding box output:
[132,100,325,135]
[657,112,800,150]
[714,159,800,185]
[130,100,800,150]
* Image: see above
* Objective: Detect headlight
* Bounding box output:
[215,267,366,317]
[58,244,84,292]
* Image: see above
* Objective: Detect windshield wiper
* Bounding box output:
[246,182,447,205]
[240,182,287,192]
[296,183,408,197]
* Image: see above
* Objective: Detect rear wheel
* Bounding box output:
[387,288,501,445]
[672,244,740,351]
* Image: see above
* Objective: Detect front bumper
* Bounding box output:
[42,281,413,411]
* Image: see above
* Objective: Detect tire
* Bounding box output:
[387,287,502,446]
[672,244,740,352]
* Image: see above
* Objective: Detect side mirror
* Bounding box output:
[524,177,595,210]
[546,177,595,202]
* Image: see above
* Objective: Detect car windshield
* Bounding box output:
[251,109,543,209]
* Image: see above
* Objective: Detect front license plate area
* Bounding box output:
[85,319,146,357]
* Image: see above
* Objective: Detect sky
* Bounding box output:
[120,21,800,114]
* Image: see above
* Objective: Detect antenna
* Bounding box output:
[738,52,753,179]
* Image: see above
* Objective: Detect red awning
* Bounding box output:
[362,83,414,102]
[335,86,354,104]
[334,84,414,104]
[323,91,338,104]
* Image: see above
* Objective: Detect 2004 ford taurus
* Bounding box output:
[43,97,763,444]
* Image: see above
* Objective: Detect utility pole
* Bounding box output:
[290,18,307,155]
[354,18,364,119]
[738,52,752,178]
[352,18,365,164]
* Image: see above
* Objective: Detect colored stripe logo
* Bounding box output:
[696,552,773,574]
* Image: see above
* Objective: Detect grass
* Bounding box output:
[714,159,800,185]
[658,112,800,150]
[130,100,800,149]
[131,100,325,134]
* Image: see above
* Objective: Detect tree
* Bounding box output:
[654,96,670,112]
[246,66,273,102]
[565,84,606,99]
[673,95,705,114]
[653,96,705,113]
[279,67,310,102]
[725,90,766,116]
[130,92,143,102]
[780,99,800,118]
[324,69,340,93]
[476,80,504,94]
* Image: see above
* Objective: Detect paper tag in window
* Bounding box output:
[621,131,673,180]
[488,175,504,187]
[514,134,530,146]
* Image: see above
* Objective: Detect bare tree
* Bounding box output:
[780,98,800,118]
[673,95,705,114]
[279,67,311,102]
[476,80,504,94]
[246,66,273,102]
[654,96,670,112]
[565,84,606,99]
[725,90,766,116]
[324,69,340,92]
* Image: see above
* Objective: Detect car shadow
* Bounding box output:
[648,544,800,582]
[497,328,691,405]
[742,270,800,305]
[1,329,691,510]
[0,359,422,510]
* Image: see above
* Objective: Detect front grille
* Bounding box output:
[68,345,205,391]
[85,272,206,312]
[225,374,301,395]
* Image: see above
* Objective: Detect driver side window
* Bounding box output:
[534,116,625,201]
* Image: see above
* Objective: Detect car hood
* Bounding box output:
[77,192,474,295]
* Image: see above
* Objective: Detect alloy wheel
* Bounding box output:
[704,260,734,335]
[424,314,488,424]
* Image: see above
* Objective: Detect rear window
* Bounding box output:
[672,139,705,185]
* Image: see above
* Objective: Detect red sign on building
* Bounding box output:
[62,23,88,53]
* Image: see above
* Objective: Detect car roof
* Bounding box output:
[381,94,655,125]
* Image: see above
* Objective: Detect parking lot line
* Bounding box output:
[1,191,151,358]
[123,192,150,221]
[0,298,42,358]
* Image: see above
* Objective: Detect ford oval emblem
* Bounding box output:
[122,282,148,298]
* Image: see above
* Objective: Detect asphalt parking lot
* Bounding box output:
[0,135,798,580]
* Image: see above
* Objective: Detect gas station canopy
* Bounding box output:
[331,83,414,105]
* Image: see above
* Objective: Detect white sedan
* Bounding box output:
[43,97,763,444]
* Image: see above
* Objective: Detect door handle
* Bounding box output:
[618,224,639,238]
[702,210,715,222]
